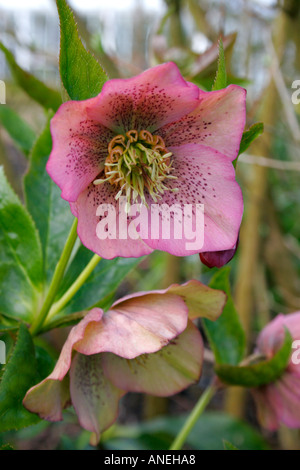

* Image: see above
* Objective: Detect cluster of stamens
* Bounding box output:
[93,129,178,208]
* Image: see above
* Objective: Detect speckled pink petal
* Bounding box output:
[86,62,199,134]
[23,309,103,421]
[102,320,203,396]
[159,85,246,162]
[74,182,153,259]
[70,353,124,443]
[76,293,188,359]
[140,144,243,255]
[47,99,115,202]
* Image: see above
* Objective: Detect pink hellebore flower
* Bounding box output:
[23,280,226,442]
[252,312,300,430]
[47,62,246,259]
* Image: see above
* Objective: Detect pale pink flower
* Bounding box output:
[47,62,246,259]
[23,280,226,441]
[252,312,300,430]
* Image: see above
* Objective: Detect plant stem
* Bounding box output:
[169,384,217,450]
[46,253,101,322]
[29,218,78,336]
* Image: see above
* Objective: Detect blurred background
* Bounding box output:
[0,0,300,451]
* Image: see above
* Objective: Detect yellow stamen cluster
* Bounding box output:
[93,130,177,208]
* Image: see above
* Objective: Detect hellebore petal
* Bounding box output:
[140,144,243,255]
[102,320,203,396]
[86,62,199,134]
[253,372,300,431]
[23,308,103,420]
[251,388,279,431]
[110,279,226,322]
[76,292,188,359]
[166,279,226,321]
[75,182,153,259]
[47,99,115,202]
[22,376,70,423]
[252,311,300,430]
[270,372,300,428]
[70,353,124,442]
[199,236,239,268]
[159,85,246,162]
[257,312,300,358]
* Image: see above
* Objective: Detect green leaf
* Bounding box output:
[223,439,238,450]
[238,122,264,156]
[215,330,292,387]
[0,106,36,156]
[0,315,19,332]
[203,267,245,365]
[0,42,61,111]
[24,117,74,286]
[42,311,85,332]
[0,324,41,432]
[0,444,14,450]
[212,38,227,91]
[5,420,50,443]
[0,324,18,334]
[35,344,57,382]
[189,33,236,80]
[54,247,142,317]
[104,412,269,450]
[0,168,43,322]
[56,0,108,100]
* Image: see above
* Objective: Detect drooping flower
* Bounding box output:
[252,312,300,430]
[23,280,226,441]
[199,236,239,268]
[47,62,246,259]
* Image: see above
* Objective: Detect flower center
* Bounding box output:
[93,130,177,208]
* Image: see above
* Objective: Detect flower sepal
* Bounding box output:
[215,329,292,388]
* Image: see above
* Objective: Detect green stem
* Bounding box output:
[30,218,78,336]
[46,254,101,322]
[169,383,217,450]
[157,5,176,35]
